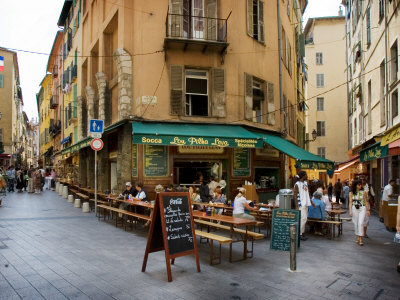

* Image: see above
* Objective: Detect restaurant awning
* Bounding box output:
[334,159,359,173]
[61,137,91,155]
[257,133,335,170]
[131,122,263,148]
[360,142,388,162]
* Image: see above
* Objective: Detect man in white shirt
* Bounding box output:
[293,171,315,241]
[381,179,396,222]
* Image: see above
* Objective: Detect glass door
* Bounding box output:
[192,0,204,39]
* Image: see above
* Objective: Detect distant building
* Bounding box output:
[304,15,347,181]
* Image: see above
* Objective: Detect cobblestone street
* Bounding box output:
[0,190,399,300]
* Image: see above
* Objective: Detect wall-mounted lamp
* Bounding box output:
[305,129,318,143]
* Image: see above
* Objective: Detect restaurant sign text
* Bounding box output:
[133,135,263,148]
[360,143,388,162]
[295,161,335,171]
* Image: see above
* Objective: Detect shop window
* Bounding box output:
[317,97,324,111]
[317,147,326,159]
[316,121,325,136]
[185,69,208,116]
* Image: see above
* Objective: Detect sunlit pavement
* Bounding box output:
[0,190,399,300]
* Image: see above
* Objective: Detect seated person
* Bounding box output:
[135,182,148,202]
[308,191,326,236]
[165,184,174,192]
[232,188,258,220]
[212,187,226,214]
[320,187,332,211]
[120,182,137,199]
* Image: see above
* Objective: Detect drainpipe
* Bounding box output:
[344,5,351,151]
[384,1,389,130]
[277,0,287,187]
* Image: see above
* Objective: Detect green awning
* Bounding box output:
[259,133,335,170]
[61,137,91,155]
[360,142,388,162]
[132,122,263,148]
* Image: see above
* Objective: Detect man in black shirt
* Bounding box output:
[120,182,137,199]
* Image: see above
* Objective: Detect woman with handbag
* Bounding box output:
[349,180,370,246]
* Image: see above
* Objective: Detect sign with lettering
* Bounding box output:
[270,209,300,251]
[132,144,138,177]
[381,125,400,146]
[133,134,263,148]
[144,145,168,177]
[142,193,200,282]
[360,143,388,162]
[232,148,250,177]
[295,160,335,171]
[61,138,91,155]
[178,145,225,154]
[256,145,280,158]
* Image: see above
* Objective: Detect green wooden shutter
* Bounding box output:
[211,68,226,117]
[170,65,184,115]
[73,0,76,7]
[0,75,3,88]
[74,50,77,65]
[73,84,77,118]
[244,73,253,121]
[74,126,78,143]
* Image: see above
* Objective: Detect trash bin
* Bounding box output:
[279,189,293,210]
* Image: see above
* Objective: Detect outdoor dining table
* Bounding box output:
[326,209,347,236]
[192,210,257,262]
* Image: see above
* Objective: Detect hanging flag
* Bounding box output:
[0,56,3,71]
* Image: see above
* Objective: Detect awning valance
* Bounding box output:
[131,122,263,148]
[360,142,388,162]
[61,136,71,145]
[258,133,334,170]
[381,124,400,146]
[61,137,91,155]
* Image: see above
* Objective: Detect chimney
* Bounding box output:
[338,6,343,16]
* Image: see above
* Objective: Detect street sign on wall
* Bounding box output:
[90,138,104,151]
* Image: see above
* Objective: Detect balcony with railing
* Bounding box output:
[49,120,62,137]
[165,12,229,56]
[50,95,59,109]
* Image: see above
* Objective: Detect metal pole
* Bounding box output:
[95,150,97,215]
[289,223,297,271]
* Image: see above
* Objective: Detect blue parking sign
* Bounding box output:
[89,119,104,133]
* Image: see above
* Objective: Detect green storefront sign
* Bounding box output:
[61,138,91,155]
[295,161,335,170]
[360,143,388,162]
[133,134,262,148]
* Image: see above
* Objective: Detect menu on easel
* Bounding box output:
[142,192,200,282]
[270,209,300,251]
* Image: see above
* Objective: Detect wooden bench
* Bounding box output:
[195,230,232,265]
[195,219,264,240]
[88,198,110,211]
[97,204,151,230]
[307,219,341,239]
[76,193,89,201]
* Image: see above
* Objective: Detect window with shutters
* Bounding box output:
[392,90,399,120]
[317,147,326,159]
[316,74,324,87]
[379,0,384,21]
[316,52,323,65]
[252,80,263,123]
[244,73,271,124]
[247,0,265,44]
[390,40,398,84]
[185,70,209,116]
[366,7,371,46]
[317,97,324,111]
[380,60,386,126]
[0,74,3,88]
[316,121,325,136]
[0,129,3,143]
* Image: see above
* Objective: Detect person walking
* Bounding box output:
[33,169,42,194]
[334,179,343,204]
[15,169,25,193]
[293,171,315,241]
[328,182,333,200]
[27,167,34,193]
[7,166,15,192]
[349,180,370,246]
[343,182,350,209]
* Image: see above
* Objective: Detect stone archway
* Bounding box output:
[95,72,108,124]
[113,48,132,120]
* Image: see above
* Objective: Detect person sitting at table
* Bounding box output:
[135,182,148,202]
[189,186,202,210]
[308,190,326,236]
[212,187,226,214]
[319,187,331,211]
[165,184,174,192]
[119,182,137,199]
[232,187,257,220]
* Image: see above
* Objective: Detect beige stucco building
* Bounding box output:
[0,48,25,168]
[304,16,348,164]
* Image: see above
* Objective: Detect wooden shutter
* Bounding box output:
[170,65,184,115]
[283,94,288,130]
[267,82,275,125]
[247,0,253,37]
[258,1,265,43]
[244,73,253,121]
[207,0,217,41]
[211,68,226,117]
[170,0,183,37]
[0,74,3,88]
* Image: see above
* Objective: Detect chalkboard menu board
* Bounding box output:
[132,144,137,177]
[144,145,168,177]
[162,195,194,255]
[233,148,250,177]
[142,192,200,282]
[270,209,300,251]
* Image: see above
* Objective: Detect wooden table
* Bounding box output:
[326,209,347,236]
[192,210,256,262]
[192,202,232,214]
